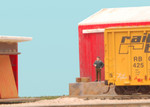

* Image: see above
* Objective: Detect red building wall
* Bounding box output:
[78,22,150,81]
[9,55,18,91]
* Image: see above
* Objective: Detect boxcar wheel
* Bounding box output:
[138,86,150,94]
[115,86,124,95]
[123,86,136,95]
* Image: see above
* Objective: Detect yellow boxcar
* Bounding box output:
[104,26,150,94]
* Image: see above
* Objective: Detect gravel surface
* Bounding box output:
[1,97,150,106]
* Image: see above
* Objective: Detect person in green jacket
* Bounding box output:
[93,56,104,82]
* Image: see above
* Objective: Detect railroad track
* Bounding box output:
[32,102,150,107]
[1,96,150,107]
[71,94,150,100]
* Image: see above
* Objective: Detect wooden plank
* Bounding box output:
[76,77,81,82]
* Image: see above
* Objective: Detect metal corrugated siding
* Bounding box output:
[79,26,105,81]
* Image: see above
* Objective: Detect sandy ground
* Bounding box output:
[1,97,150,106]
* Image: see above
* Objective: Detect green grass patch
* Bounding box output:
[22,95,69,100]
[37,96,61,100]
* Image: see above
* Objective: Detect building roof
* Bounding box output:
[79,6,150,25]
[0,36,32,43]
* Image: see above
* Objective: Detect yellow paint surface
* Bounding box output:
[104,26,150,86]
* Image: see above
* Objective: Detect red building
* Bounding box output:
[0,36,32,99]
[78,6,150,81]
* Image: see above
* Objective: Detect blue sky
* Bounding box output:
[1,0,150,97]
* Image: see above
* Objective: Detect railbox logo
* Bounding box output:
[119,34,150,54]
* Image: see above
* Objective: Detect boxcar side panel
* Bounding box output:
[146,31,150,82]
[114,31,131,85]
[130,31,147,85]
[105,27,150,86]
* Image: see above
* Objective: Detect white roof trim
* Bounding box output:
[0,36,32,42]
[83,29,105,34]
[79,6,150,25]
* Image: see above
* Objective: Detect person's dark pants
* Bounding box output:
[96,68,101,81]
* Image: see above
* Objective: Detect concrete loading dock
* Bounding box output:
[0,36,32,99]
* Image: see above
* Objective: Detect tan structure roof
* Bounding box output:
[0,36,32,42]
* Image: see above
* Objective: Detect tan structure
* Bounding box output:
[0,36,32,99]
[0,55,18,98]
[69,82,116,96]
